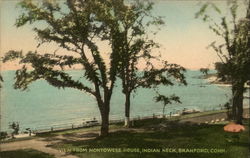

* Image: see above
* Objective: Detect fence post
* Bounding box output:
[132,119,134,127]
[51,127,53,131]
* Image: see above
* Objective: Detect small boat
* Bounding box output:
[243,94,250,99]
[182,108,200,115]
[83,120,99,126]
[172,113,181,117]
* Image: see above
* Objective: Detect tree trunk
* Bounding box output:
[232,81,244,124]
[100,107,109,137]
[232,82,237,121]
[236,82,244,124]
[124,92,131,127]
[95,88,111,137]
[162,105,166,118]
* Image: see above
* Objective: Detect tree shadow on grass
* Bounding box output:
[57,121,224,147]
[50,119,249,158]
[62,132,99,138]
[0,149,55,158]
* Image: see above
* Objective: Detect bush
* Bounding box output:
[9,122,20,138]
[0,131,8,140]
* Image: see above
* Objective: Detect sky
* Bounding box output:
[0,0,247,70]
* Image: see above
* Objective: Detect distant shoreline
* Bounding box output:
[204,73,250,89]
[202,73,231,87]
[0,66,213,72]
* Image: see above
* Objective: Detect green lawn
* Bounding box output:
[0,149,55,158]
[52,118,249,158]
[36,123,124,138]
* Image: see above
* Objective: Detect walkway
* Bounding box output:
[0,137,79,158]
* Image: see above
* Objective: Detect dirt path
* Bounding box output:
[0,128,140,158]
[179,108,249,124]
[0,138,79,158]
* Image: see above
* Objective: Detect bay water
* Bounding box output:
[0,70,247,132]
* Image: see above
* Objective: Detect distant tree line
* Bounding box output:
[199,68,209,76]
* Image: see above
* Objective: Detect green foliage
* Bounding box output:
[141,63,187,89]
[154,94,181,116]
[196,1,250,83]
[214,62,231,82]
[9,122,20,138]
[0,131,8,140]
[4,0,145,136]
[0,74,3,88]
[154,94,181,106]
[200,68,209,76]
[3,0,123,95]
[4,0,182,135]
[2,50,23,62]
[106,0,186,123]
[3,0,187,133]
[196,0,250,123]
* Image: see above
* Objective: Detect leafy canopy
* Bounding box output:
[196,1,250,83]
[3,0,126,97]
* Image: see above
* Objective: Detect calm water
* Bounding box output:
[1,70,247,132]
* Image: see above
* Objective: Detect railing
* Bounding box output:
[33,106,250,134]
[3,104,250,136]
[33,113,164,134]
[24,108,220,134]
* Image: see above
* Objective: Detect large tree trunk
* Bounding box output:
[124,92,131,127]
[232,81,244,124]
[162,105,166,118]
[236,82,244,124]
[96,92,110,137]
[100,106,110,137]
[232,82,238,121]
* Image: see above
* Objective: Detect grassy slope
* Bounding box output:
[51,119,249,158]
[0,149,55,158]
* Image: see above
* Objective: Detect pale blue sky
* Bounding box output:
[0,0,247,70]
